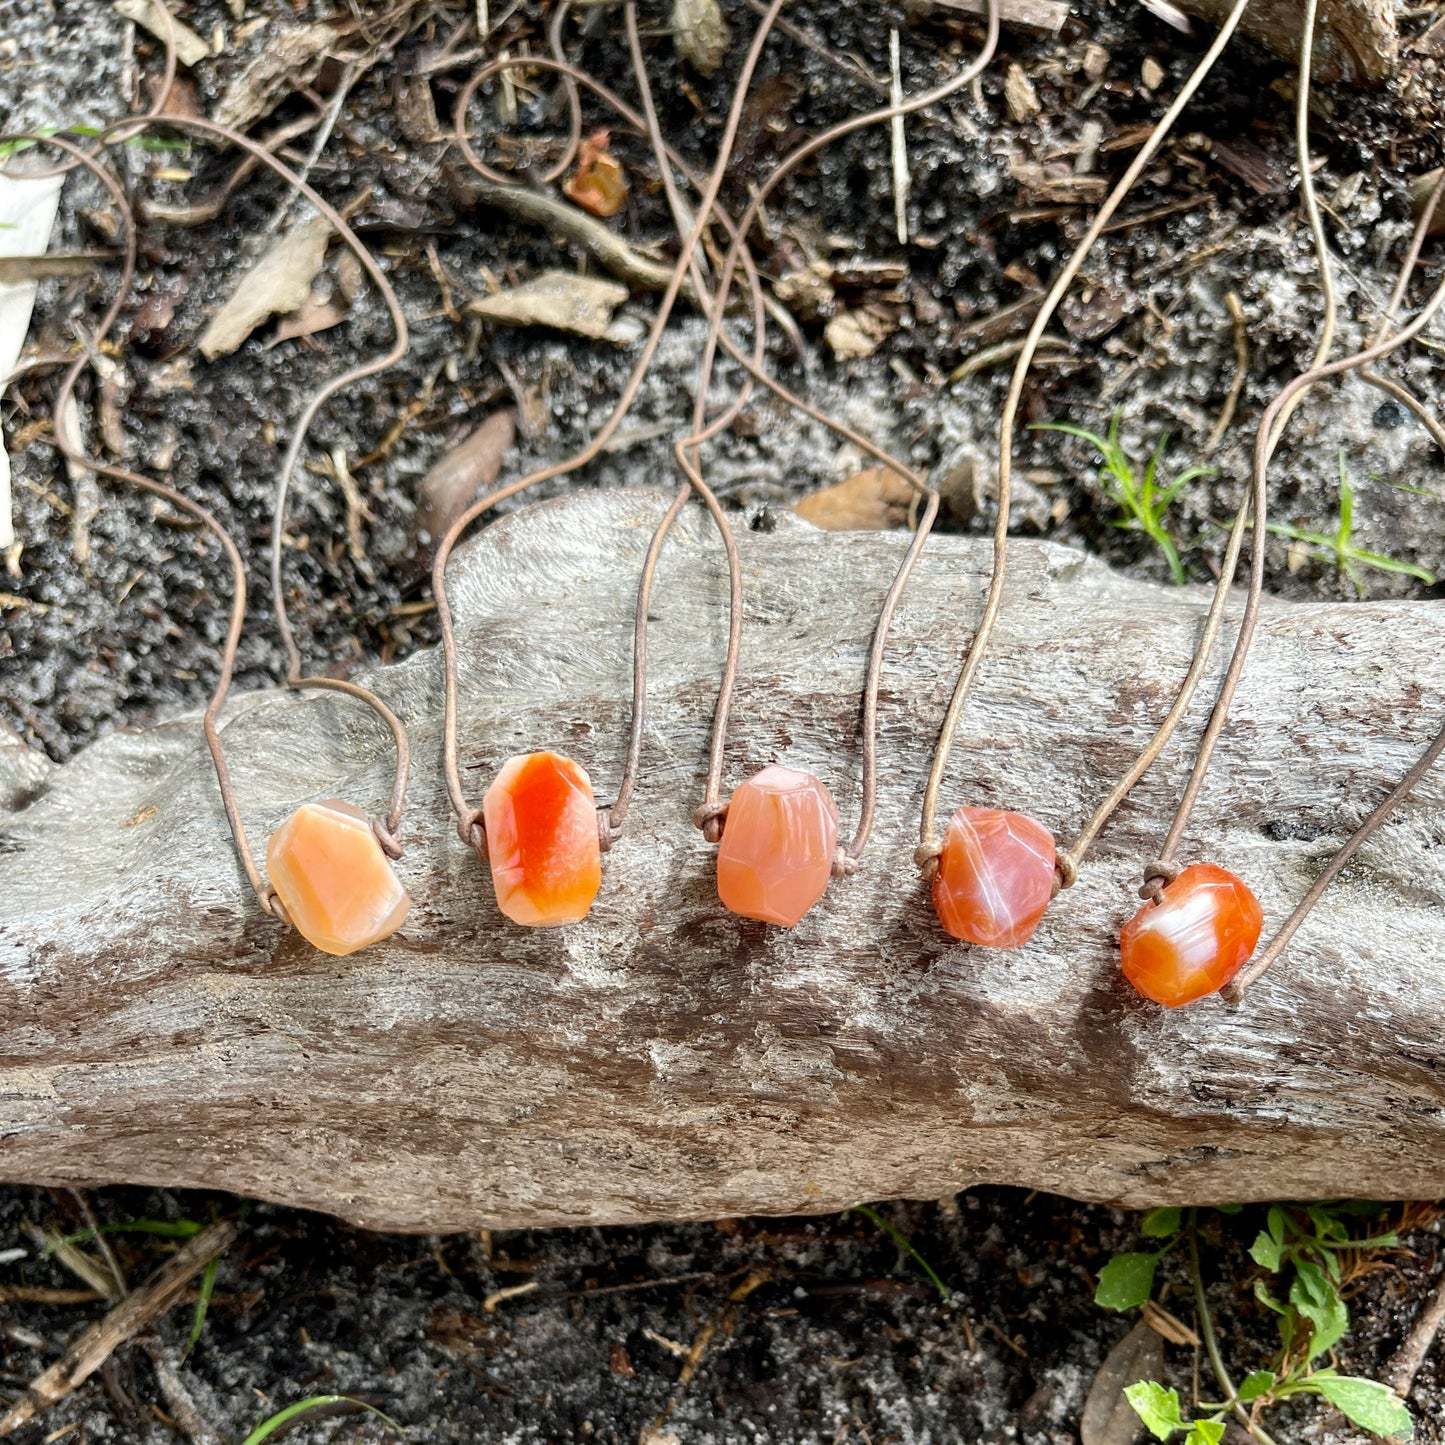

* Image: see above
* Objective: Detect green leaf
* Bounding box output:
[1309,1376,1414,1440]
[1236,1370,1276,1403]
[239,1396,405,1445]
[184,1257,218,1360]
[1141,1208,1183,1239]
[1095,1252,1159,1311]
[1250,1229,1284,1272]
[1267,1206,1288,1247]
[1124,1381,1186,1440]
[1184,1421,1226,1445]
[1215,1203,1243,1215]
[1291,1258,1349,1360]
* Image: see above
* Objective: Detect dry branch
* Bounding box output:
[3,492,1444,1231]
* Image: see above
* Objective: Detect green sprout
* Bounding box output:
[848,1203,953,1302]
[1033,411,1213,585]
[1267,451,1436,596]
[239,1395,406,1445]
[1095,1204,1413,1444]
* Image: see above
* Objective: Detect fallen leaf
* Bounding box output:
[1081,1318,1166,1445]
[113,0,211,65]
[268,288,349,347]
[794,467,915,531]
[774,263,836,321]
[468,271,629,340]
[563,130,629,219]
[824,309,891,361]
[0,171,63,550]
[213,23,336,131]
[414,409,516,544]
[0,254,112,284]
[672,0,730,76]
[198,212,331,360]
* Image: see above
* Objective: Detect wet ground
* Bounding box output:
[3,0,1444,1439]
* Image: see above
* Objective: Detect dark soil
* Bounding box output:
[0,1186,1439,1444]
[3,0,1444,1439]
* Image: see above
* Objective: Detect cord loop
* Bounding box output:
[693,800,728,844]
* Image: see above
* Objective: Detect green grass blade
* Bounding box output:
[240,1396,405,1445]
[1348,550,1437,585]
[46,1219,204,1252]
[849,1205,953,1303]
[1030,421,1112,451]
[183,1256,218,1360]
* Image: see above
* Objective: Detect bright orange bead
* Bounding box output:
[1120,862,1264,1007]
[482,751,602,926]
[266,800,411,956]
[932,806,1055,949]
[716,764,839,927]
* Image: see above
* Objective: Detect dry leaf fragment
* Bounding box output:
[268,292,348,347]
[1080,1318,1166,1445]
[414,409,516,544]
[1140,56,1166,89]
[1005,63,1041,122]
[672,0,731,76]
[213,23,336,131]
[563,130,629,218]
[774,263,836,322]
[112,0,211,65]
[468,271,629,340]
[198,212,331,360]
[823,309,892,361]
[794,467,915,531]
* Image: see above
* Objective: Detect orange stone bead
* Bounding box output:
[482,751,602,927]
[716,764,839,927]
[931,806,1056,949]
[1120,862,1264,1008]
[266,799,411,956]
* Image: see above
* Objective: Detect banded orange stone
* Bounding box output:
[716,764,839,928]
[482,751,602,926]
[266,799,411,956]
[1120,862,1264,1007]
[932,806,1056,949]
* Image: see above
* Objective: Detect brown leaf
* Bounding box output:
[269,290,349,347]
[794,467,915,531]
[213,23,337,131]
[112,0,210,66]
[198,213,331,360]
[468,271,630,340]
[1080,1318,1166,1445]
[563,131,629,219]
[414,409,516,544]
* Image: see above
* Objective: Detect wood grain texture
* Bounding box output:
[1175,0,1397,83]
[3,490,1444,1231]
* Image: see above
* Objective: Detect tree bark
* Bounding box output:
[1176,0,1396,84]
[3,491,1443,1231]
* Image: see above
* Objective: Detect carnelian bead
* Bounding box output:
[266,800,411,956]
[716,764,839,927]
[1120,862,1264,1007]
[482,751,602,927]
[932,806,1056,949]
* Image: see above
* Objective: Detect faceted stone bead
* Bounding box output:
[1120,862,1264,1008]
[482,751,602,927]
[932,806,1056,949]
[716,764,839,928]
[266,799,411,957]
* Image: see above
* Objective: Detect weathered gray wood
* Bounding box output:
[1171,0,1396,84]
[3,490,1444,1231]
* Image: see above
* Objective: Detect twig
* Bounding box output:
[1206,290,1248,454]
[0,1221,236,1438]
[261,62,359,240]
[141,1338,220,1445]
[1389,1262,1445,1396]
[67,1190,127,1299]
[889,30,909,245]
[24,1223,120,1304]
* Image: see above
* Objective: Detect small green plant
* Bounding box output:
[848,1203,953,1302]
[239,1395,406,1445]
[1266,451,1436,595]
[1033,411,1213,585]
[1095,1205,1412,1443]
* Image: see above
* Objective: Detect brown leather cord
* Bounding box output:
[662,0,1001,870]
[435,0,789,855]
[913,0,1254,888]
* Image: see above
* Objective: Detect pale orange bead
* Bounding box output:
[931,806,1056,949]
[1120,862,1264,1007]
[266,800,411,956]
[482,751,602,927]
[716,764,839,927]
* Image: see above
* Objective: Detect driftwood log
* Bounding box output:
[3,490,1444,1231]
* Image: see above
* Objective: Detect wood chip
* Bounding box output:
[467,271,630,340]
[916,0,1069,32]
[1005,63,1041,122]
[794,467,916,531]
[212,23,336,131]
[198,212,331,360]
[112,0,210,65]
[414,409,516,544]
[1140,56,1166,89]
[823,309,891,361]
[672,0,731,76]
[1080,1318,1166,1445]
